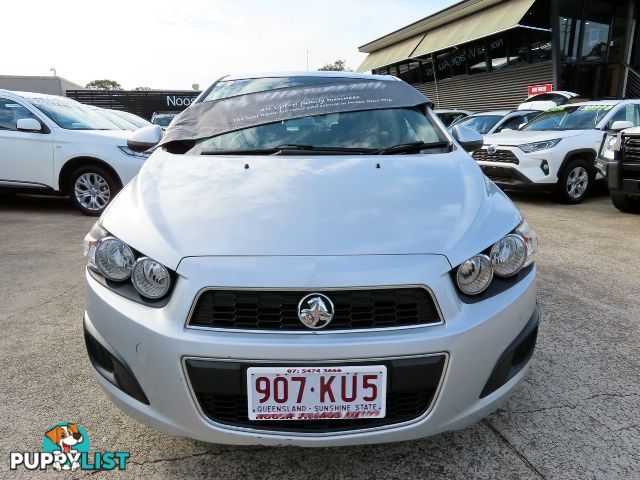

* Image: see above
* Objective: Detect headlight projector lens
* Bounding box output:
[132,257,171,299]
[490,234,527,277]
[95,237,135,281]
[456,254,493,295]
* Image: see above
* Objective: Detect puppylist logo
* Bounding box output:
[9,422,130,472]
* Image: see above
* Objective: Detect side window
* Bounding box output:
[496,115,524,132]
[608,104,640,127]
[0,98,39,131]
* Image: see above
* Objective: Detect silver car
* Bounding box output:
[83,72,539,446]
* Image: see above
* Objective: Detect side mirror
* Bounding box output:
[609,120,634,132]
[450,125,484,153]
[127,125,163,152]
[16,118,41,132]
[500,128,514,133]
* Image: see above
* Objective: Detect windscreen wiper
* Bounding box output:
[374,140,451,155]
[199,144,375,155]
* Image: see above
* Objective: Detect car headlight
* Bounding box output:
[84,221,172,300]
[515,219,538,268]
[518,138,562,153]
[83,222,108,270]
[95,237,135,281]
[118,146,150,158]
[132,257,171,299]
[599,133,619,161]
[456,254,494,295]
[490,234,527,277]
[455,219,538,295]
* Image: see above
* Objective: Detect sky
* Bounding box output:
[3,0,451,90]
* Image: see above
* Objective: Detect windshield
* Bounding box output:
[188,107,446,154]
[204,76,362,102]
[153,114,175,127]
[112,110,151,128]
[451,115,503,134]
[94,109,137,130]
[523,105,614,131]
[30,98,118,130]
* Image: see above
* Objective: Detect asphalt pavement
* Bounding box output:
[1,189,638,479]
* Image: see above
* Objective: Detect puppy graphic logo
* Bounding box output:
[43,422,89,471]
[9,422,129,471]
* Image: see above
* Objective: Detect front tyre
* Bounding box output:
[555,158,593,204]
[68,166,120,216]
[611,191,640,213]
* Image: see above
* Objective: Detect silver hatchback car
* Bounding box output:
[83,72,539,446]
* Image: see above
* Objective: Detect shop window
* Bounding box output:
[420,61,435,83]
[487,34,508,70]
[434,53,451,80]
[529,30,552,64]
[581,1,611,62]
[559,0,583,63]
[466,41,487,75]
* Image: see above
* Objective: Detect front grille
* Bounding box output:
[198,391,433,432]
[188,288,441,331]
[623,137,640,163]
[473,148,520,164]
[185,356,446,433]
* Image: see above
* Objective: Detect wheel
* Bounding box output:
[68,166,120,216]
[611,191,640,213]
[555,157,593,204]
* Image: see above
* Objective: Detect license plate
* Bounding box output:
[247,365,387,421]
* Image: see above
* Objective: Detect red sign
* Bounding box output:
[528,84,553,96]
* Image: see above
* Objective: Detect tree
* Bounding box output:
[85,79,123,90]
[318,60,351,72]
[134,86,152,91]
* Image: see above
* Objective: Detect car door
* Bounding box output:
[0,97,54,188]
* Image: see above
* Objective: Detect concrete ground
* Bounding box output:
[1,189,638,479]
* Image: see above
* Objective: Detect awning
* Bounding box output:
[357,0,537,72]
[356,33,426,72]
[411,0,536,58]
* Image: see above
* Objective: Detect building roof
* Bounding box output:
[358,0,505,53]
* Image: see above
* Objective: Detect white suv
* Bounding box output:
[0,90,149,215]
[474,100,640,203]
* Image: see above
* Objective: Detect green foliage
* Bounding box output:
[318,60,350,72]
[86,79,123,90]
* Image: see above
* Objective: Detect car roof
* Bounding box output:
[220,71,397,82]
[0,89,79,103]
[434,109,472,114]
[562,99,624,107]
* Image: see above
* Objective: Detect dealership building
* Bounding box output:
[357,0,639,110]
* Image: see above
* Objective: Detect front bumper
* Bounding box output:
[475,146,557,188]
[84,254,538,446]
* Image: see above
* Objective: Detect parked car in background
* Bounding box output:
[90,106,139,130]
[108,109,152,129]
[518,91,582,111]
[475,100,640,203]
[434,109,473,126]
[597,125,640,213]
[151,111,177,129]
[0,90,149,215]
[449,109,541,135]
[83,71,539,447]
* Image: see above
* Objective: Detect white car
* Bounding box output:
[518,91,582,111]
[474,100,640,203]
[0,90,149,215]
[449,109,542,136]
[83,72,539,447]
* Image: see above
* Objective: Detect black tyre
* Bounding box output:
[68,165,120,216]
[555,157,594,204]
[611,191,640,213]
